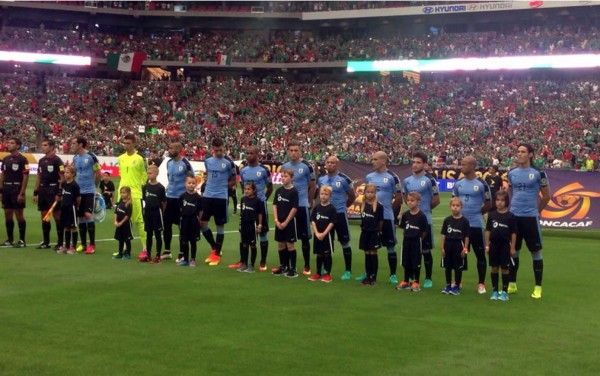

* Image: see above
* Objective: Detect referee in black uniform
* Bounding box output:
[33,139,65,250]
[0,137,30,248]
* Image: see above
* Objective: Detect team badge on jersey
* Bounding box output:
[48,165,54,173]
[222,163,226,169]
[529,173,534,180]
[257,172,262,177]
[179,166,183,172]
[384,178,389,183]
[299,168,304,174]
[474,185,479,191]
[421,181,426,187]
[12,164,18,171]
[336,181,341,187]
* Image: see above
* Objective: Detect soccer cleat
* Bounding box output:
[302,267,311,276]
[308,274,322,282]
[449,286,461,295]
[272,266,288,276]
[355,273,367,282]
[423,279,433,289]
[395,281,410,290]
[67,247,77,255]
[490,291,500,300]
[361,278,373,286]
[410,282,421,292]
[531,286,542,299]
[150,256,161,264]
[1,240,14,247]
[175,255,184,264]
[286,268,299,278]
[259,264,267,272]
[237,265,248,272]
[112,254,123,259]
[321,274,332,283]
[190,260,197,268]
[53,244,63,251]
[138,250,148,261]
[204,249,217,263]
[85,245,95,254]
[160,252,173,260]
[442,285,452,294]
[340,271,352,281]
[508,282,518,294]
[36,242,51,250]
[477,283,487,294]
[14,240,26,248]
[123,254,131,260]
[389,274,399,285]
[498,291,509,301]
[178,260,189,267]
[76,244,84,253]
[208,254,221,266]
[244,265,255,273]
[56,246,68,254]
[229,261,244,269]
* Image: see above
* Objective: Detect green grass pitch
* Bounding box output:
[1,182,598,376]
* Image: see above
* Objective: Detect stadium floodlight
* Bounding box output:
[0,51,91,66]
[347,54,600,72]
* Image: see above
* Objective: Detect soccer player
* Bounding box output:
[33,139,65,250]
[452,156,492,294]
[201,138,237,266]
[234,145,273,271]
[402,151,440,288]
[161,142,194,260]
[485,165,503,211]
[360,151,403,285]
[71,136,101,254]
[118,134,148,260]
[317,156,356,280]
[485,190,517,301]
[507,143,551,299]
[397,192,428,292]
[281,140,316,275]
[0,137,29,248]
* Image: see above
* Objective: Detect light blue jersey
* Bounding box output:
[318,173,353,214]
[365,170,402,221]
[204,156,236,200]
[240,164,272,202]
[452,177,492,228]
[508,167,549,217]
[73,152,99,194]
[166,157,193,199]
[403,173,439,224]
[281,160,314,208]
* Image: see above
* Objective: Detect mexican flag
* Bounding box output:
[185,56,199,64]
[216,52,231,66]
[106,52,147,72]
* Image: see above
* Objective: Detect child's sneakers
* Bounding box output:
[410,282,421,292]
[67,247,77,255]
[490,291,500,300]
[308,274,322,282]
[442,285,453,294]
[498,291,509,301]
[321,274,332,283]
[395,281,410,290]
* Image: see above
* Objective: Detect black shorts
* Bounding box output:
[201,197,228,226]
[114,221,134,241]
[489,242,511,269]
[38,186,60,211]
[422,224,434,250]
[335,213,351,244]
[381,219,397,248]
[313,232,335,255]
[77,193,94,217]
[164,198,181,226]
[144,208,164,232]
[275,219,297,243]
[239,220,257,245]
[359,230,381,251]
[401,237,422,269]
[60,205,78,228]
[515,216,543,252]
[2,187,25,209]
[179,215,200,242]
[294,206,311,241]
[442,239,466,270]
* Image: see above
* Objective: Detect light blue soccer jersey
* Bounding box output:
[240,164,272,202]
[365,170,402,220]
[508,167,549,217]
[73,152,99,194]
[318,173,353,214]
[403,173,439,224]
[166,158,193,199]
[281,160,314,208]
[452,177,492,228]
[204,156,236,200]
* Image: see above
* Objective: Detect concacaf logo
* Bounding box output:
[541,182,600,220]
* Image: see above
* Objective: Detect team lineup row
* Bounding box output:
[0,135,549,299]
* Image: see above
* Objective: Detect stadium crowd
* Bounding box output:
[1,23,599,62]
[1,73,598,170]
